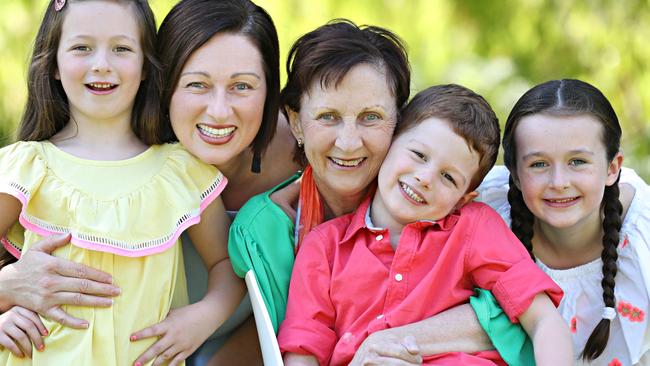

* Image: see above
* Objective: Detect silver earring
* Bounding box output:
[297,138,304,148]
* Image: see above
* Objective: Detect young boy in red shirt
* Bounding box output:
[279,84,572,365]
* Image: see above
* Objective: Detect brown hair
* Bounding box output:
[503,79,622,361]
[157,0,280,169]
[18,0,162,144]
[396,84,500,191]
[281,19,411,166]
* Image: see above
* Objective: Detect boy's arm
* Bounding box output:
[519,293,572,366]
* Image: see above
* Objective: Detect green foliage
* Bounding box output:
[1,0,647,178]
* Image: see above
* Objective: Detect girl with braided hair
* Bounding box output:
[478,79,649,365]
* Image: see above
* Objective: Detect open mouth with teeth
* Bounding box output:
[400,181,426,204]
[543,196,580,206]
[86,82,117,92]
[197,124,236,139]
[329,157,365,167]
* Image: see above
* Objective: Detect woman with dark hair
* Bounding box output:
[478,79,649,365]
[229,20,498,365]
[130,0,302,365]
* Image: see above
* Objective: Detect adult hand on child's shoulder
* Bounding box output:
[130,302,216,366]
[350,331,423,366]
[0,234,119,328]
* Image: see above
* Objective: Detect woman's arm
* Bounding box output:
[284,352,319,366]
[519,293,572,366]
[0,193,119,326]
[352,303,491,362]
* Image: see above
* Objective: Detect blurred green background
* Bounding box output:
[1,0,648,179]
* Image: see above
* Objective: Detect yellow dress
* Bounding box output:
[0,141,227,366]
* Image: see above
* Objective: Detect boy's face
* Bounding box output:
[374,117,480,226]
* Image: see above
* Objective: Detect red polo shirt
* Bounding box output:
[278,197,563,365]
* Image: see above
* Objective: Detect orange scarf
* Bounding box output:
[296,165,323,252]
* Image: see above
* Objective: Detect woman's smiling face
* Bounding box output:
[169,33,267,167]
[288,63,398,200]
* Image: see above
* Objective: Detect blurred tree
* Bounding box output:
[1,0,647,178]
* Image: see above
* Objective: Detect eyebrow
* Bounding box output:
[67,35,138,43]
[179,71,262,79]
[522,149,595,160]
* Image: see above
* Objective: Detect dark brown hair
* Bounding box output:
[281,19,411,166]
[503,79,622,360]
[396,84,500,191]
[18,0,162,144]
[157,0,280,166]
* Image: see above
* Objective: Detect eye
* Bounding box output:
[317,112,336,122]
[569,159,587,166]
[185,81,206,89]
[529,161,548,168]
[410,149,426,161]
[442,172,457,186]
[71,45,91,52]
[233,82,252,91]
[114,46,133,53]
[362,112,381,122]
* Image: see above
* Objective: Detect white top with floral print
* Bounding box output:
[478,166,650,366]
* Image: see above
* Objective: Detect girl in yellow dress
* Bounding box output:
[0,1,244,365]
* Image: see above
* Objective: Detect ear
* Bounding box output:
[286,108,303,141]
[455,190,478,210]
[605,151,624,186]
[54,67,60,80]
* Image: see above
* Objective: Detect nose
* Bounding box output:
[549,166,570,190]
[206,89,232,121]
[91,50,112,73]
[413,166,433,190]
[334,120,363,152]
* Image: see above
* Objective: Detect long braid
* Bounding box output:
[507,176,535,259]
[581,175,622,360]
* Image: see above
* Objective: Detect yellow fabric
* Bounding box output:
[0,141,223,366]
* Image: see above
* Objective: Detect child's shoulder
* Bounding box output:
[458,200,502,219]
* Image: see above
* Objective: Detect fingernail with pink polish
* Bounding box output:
[38,344,45,351]
[42,329,49,336]
[134,362,142,366]
[130,335,137,341]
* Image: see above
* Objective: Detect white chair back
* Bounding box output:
[245,270,284,366]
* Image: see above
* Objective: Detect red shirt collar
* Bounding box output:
[340,196,461,244]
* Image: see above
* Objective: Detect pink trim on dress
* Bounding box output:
[1,175,227,258]
[1,237,21,259]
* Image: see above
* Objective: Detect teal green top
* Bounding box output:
[228,172,301,333]
[470,289,534,366]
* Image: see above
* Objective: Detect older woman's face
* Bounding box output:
[289,64,397,199]
[169,33,267,167]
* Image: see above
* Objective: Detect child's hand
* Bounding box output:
[130,303,216,366]
[0,306,48,358]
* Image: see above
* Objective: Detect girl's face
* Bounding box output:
[169,33,267,167]
[56,1,144,123]
[288,63,397,201]
[514,114,621,229]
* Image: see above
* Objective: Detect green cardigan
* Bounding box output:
[228,172,301,333]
